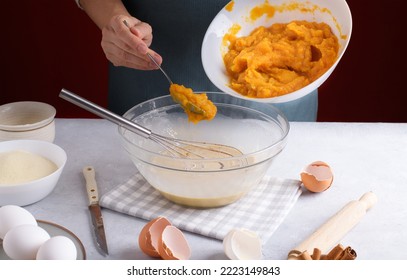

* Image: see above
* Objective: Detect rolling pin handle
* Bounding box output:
[358,191,378,211]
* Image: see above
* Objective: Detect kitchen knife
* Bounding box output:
[83,166,109,256]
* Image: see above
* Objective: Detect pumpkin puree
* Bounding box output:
[169,84,217,123]
[223,20,339,98]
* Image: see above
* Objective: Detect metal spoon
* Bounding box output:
[122,20,205,115]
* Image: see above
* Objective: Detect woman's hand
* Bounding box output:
[100,15,162,70]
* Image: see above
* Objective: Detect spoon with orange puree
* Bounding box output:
[123,20,216,123]
[168,83,217,123]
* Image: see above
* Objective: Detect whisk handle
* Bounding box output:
[59,88,152,138]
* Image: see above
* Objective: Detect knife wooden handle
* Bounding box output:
[288,192,377,259]
[83,166,99,205]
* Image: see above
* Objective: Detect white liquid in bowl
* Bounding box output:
[123,112,285,207]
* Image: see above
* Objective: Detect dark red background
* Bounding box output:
[2,0,406,122]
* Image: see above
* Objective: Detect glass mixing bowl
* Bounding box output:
[119,92,289,208]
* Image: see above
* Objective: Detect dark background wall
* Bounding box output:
[2,0,406,122]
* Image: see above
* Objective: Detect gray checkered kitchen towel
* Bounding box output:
[100,173,302,243]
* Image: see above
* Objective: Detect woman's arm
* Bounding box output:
[78,0,130,30]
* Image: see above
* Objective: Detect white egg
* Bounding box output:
[3,224,50,259]
[0,205,37,239]
[36,235,77,260]
[223,228,262,260]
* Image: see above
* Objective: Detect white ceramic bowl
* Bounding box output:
[119,92,289,208]
[0,101,56,142]
[0,140,67,206]
[202,0,352,103]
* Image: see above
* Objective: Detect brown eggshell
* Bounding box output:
[157,225,191,260]
[138,216,171,257]
[300,161,334,193]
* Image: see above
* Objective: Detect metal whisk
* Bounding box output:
[59,89,242,159]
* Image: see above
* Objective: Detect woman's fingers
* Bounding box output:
[100,15,162,69]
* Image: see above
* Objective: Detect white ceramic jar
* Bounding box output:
[0,101,56,142]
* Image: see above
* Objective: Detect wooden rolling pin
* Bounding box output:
[288,192,377,260]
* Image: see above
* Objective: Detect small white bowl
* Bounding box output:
[0,101,56,142]
[202,0,352,103]
[0,140,67,206]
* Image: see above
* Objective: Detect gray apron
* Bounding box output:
[109,0,318,121]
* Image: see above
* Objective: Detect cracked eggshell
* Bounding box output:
[138,216,171,258]
[157,225,191,260]
[300,161,334,193]
[223,228,262,260]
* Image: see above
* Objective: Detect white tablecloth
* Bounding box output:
[24,119,407,260]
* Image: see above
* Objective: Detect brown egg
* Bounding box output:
[138,216,171,257]
[157,225,191,260]
[300,161,334,192]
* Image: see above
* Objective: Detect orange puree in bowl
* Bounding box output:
[169,84,217,123]
[225,1,235,12]
[223,20,339,98]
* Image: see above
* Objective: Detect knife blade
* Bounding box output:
[83,166,109,256]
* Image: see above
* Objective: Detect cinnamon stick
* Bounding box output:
[320,254,328,260]
[326,244,345,260]
[288,244,357,260]
[311,248,321,260]
[339,246,357,260]
[287,250,302,260]
[299,251,313,260]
